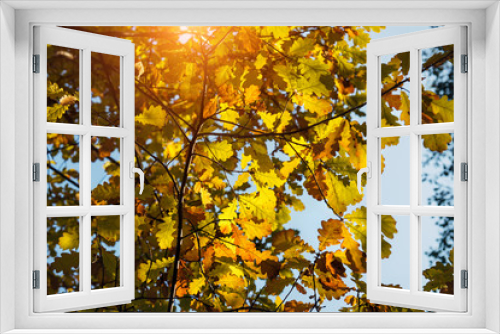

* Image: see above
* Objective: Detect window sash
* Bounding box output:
[366,26,468,312]
[33,26,136,313]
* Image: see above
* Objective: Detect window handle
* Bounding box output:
[357,162,372,193]
[130,162,145,195]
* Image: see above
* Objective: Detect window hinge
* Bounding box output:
[33,163,40,182]
[461,54,468,73]
[461,162,468,181]
[33,270,40,289]
[33,54,40,73]
[461,270,468,289]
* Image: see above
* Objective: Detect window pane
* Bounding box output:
[380,136,410,205]
[47,134,80,206]
[91,52,121,127]
[47,217,80,295]
[421,216,454,295]
[47,45,80,124]
[421,45,454,124]
[380,215,410,290]
[380,51,410,127]
[91,137,121,205]
[91,216,121,289]
[421,133,454,206]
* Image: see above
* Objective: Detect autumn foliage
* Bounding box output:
[45,26,455,312]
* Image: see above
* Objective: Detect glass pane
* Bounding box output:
[380,136,410,205]
[380,215,410,290]
[91,216,121,289]
[421,133,454,206]
[421,216,454,295]
[421,45,454,124]
[47,45,80,124]
[47,217,80,295]
[91,137,121,205]
[91,52,121,127]
[380,51,410,127]
[47,134,80,206]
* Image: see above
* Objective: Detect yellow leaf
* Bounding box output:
[239,188,276,221]
[258,111,279,129]
[341,230,366,273]
[280,158,300,178]
[289,38,315,57]
[58,229,79,250]
[400,91,410,125]
[240,153,252,170]
[255,53,267,70]
[200,188,213,206]
[262,26,289,39]
[189,277,206,295]
[215,65,233,87]
[275,296,284,312]
[164,141,182,159]
[47,81,65,99]
[137,257,174,283]
[219,199,237,234]
[135,105,166,128]
[353,31,370,48]
[430,95,454,123]
[239,219,272,239]
[156,217,176,249]
[205,140,233,162]
[233,172,250,189]
[216,274,245,290]
[298,58,329,79]
[252,168,285,189]
[364,26,385,33]
[275,110,292,133]
[47,104,68,122]
[300,95,332,116]
[422,133,452,153]
[325,173,362,215]
[220,108,239,130]
[381,136,400,149]
[283,137,308,157]
[221,292,245,308]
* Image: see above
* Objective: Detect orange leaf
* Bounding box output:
[244,85,261,104]
[318,219,344,251]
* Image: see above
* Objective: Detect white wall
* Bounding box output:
[485,2,500,333]
[0,2,16,333]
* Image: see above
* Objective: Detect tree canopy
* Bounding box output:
[45,26,455,312]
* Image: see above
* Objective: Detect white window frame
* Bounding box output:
[33,26,136,312]
[365,26,468,312]
[1,1,499,333]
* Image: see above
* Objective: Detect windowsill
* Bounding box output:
[3,329,498,334]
